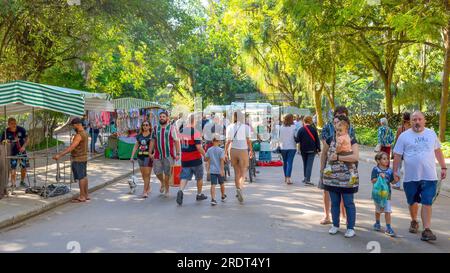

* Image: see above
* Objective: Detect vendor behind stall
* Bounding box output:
[1,117,30,189]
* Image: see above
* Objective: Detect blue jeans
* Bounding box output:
[301,152,315,182]
[280,149,296,177]
[89,129,99,152]
[329,191,356,230]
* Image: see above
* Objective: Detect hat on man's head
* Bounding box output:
[70,117,82,125]
[212,133,221,142]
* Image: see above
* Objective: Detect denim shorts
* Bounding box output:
[403,180,437,206]
[137,157,153,168]
[210,174,224,185]
[72,161,87,181]
[180,165,204,181]
[10,152,29,170]
[153,157,173,176]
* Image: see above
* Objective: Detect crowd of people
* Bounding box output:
[1,105,447,242]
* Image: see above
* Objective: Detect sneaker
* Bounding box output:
[176,190,183,205]
[211,199,217,206]
[409,220,419,233]
[304,180,315,186]
[385,227,396,237]
[373,223,382,232]
[20,181,27,188]
[221,194,227,202]
[344,229,356,238]
[196,193,208,201]
[421,228,437,241]
[329,226,339,235]
[236,189,244,203]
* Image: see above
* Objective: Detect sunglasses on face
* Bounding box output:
[142,124,150,127]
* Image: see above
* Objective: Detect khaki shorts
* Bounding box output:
[153,157,173,176]
[230,148,249,169]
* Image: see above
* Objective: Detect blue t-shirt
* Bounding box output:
[371,166,394,199]
[1,126,28,155]
[205,146,225,175]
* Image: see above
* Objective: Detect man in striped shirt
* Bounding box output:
[150,111,180,197]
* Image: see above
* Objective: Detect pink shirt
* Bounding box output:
[336,134,352,153]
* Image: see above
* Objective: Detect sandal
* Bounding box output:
[320,218,332,225]
[72,198,86,203]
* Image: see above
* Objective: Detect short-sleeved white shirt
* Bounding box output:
[226,122,251,150]
[393,128,441,182]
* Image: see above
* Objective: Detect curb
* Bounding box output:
[0,170,132,230]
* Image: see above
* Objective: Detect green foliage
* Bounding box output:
[354,127,378,146]
[442,142,450,158]
[28,137,64,152]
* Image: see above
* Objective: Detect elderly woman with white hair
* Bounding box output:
[376,117,395,166]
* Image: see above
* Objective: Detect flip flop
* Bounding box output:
[72,198,86,203]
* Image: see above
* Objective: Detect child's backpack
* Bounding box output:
[372,175,389,208]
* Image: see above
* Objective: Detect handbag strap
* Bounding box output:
[233,124,242,141]
[304,125,316,142]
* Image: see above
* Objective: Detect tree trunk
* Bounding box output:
[439,22,450,142]
[330,62,336,110]
[383,77,394,115]
[314,83,324,128]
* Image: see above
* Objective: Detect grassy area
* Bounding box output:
[442,142,450,158]
[29,137,64,152]
[354,127,378,146]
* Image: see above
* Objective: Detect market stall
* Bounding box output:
[109,97,166,159]
[0,80,85,199]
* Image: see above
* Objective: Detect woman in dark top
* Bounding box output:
[131,121,153,198]
[295,115,321,186]
[320,115,359,238]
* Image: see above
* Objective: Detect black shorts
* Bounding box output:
[72,161,87,181]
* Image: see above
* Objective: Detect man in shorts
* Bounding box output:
[150,111,180,197]
[176,113,207,205]
[53,118,89,203]
[1,117,30,189]
[393,111,447,241]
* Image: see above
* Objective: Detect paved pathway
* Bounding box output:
[0,153,448,253]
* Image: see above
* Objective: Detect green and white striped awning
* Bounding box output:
[40,83,115,112]
[0,80,85,116]
[113,97,166,110]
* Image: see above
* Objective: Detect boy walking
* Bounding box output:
[205,134,227,206]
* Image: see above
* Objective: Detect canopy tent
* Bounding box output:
[203,105,232,114]
[0,80,85,116]
[274,106,311,117]
[113,97,166,110]
[40,84,115,112]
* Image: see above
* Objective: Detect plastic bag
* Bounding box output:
[372,176,389,208]
[169,162,181,187]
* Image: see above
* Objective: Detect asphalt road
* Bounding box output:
[0,154,449,253]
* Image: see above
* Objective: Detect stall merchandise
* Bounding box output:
[112,98,166,159]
